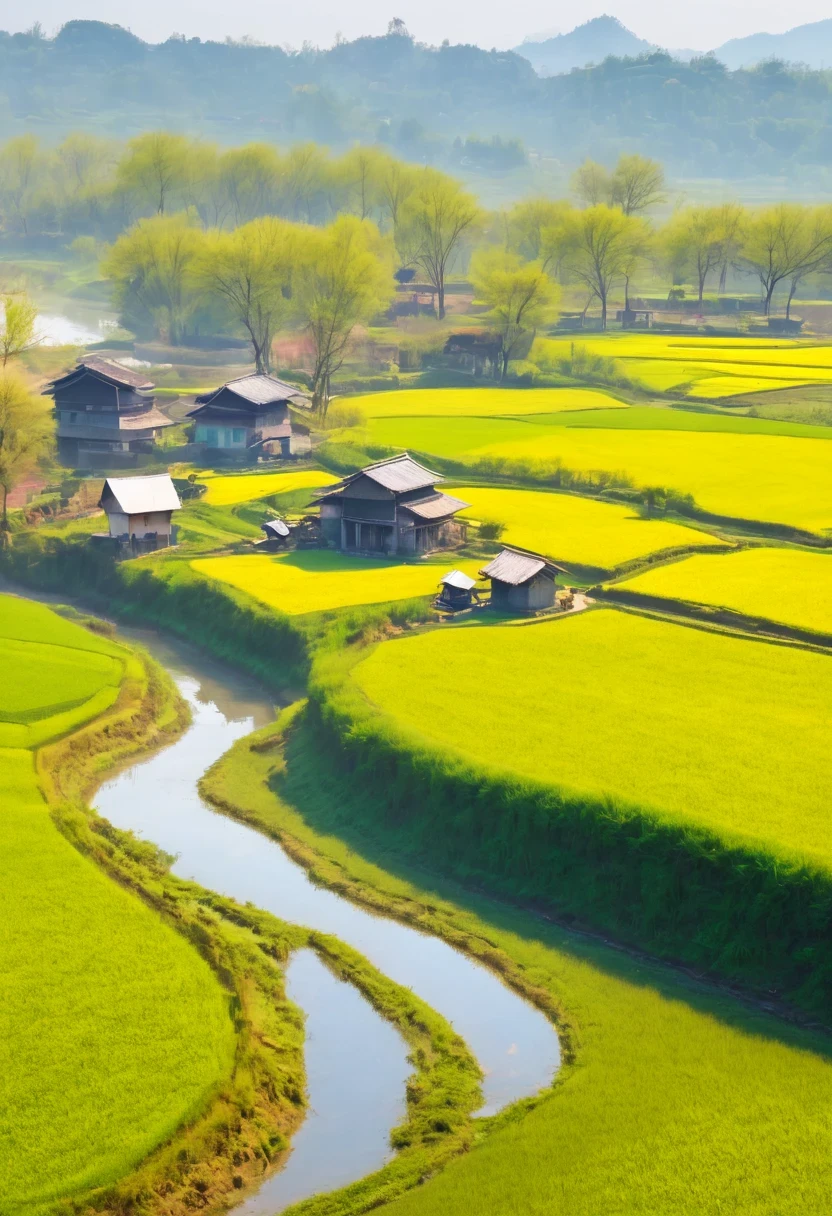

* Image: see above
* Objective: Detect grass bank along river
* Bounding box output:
[91,625,560,1213]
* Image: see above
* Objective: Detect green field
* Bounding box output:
[192,551,484,615]
[210,706,832,1216]
[534,334,832,399]
[346,386,627,418]
[352,608,832,867]
[0,595,235,1209]
[198,469,339,505]
[616,546,832,635]
[358,412,832,533]
[455,485,722,571]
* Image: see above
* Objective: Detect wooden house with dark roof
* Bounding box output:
[314,454,469,556]
[480,546,566,613]
[188,374,307,459]
[44,356,174,468]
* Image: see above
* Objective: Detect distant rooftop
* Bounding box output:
[100,474,181,516]
[480,547,563,586]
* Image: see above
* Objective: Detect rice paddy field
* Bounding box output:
[454,485,723,571]
[615,546,832,635]
[534,334,832,399]
[345,386,627,418]
[358,410,832,533]
[225,700,832,1216]
[198,469,339,505]
[352,608,832,868]
[191,551,484,615]
[0,594,235,1210]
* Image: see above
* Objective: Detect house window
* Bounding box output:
[232,428,246,444]
[205,428,219,446]
[69,412,77,423]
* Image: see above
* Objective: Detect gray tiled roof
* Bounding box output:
[480,547,560,586]
[194,374,305,406]
[402,492,469,520]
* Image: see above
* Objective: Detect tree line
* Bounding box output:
[5,23,832,179]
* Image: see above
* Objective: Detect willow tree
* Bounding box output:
[400,170,480,319]
[116,132,192,216]
[0,374,52,542]
[564,205,648,328]
[197,217,297,372]
[739,203,832,316]
[662,205,727,305]
[470,249,558,380]
[1,295,40,366]
[103,213,204,344]
[293,216,393,414]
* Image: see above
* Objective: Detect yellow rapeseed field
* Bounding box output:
[192,551,484,615]
[346,386,627,418]
[616,546,832,634]
[199,469,339,505]
[455,485,723,570]
[353,608,832,867]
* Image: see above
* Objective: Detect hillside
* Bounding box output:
[516,16,655,76]
[713,18,832,69]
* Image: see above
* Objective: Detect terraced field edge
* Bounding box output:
[306,642,832,1021]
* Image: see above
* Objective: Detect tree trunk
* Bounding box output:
[624,274,630,310]
[437,271,445,321]
[719,262,728,294]
[501,351,509,382]
[786,281,797,320]
[600,293,607,330]
[764,283,775,317]
[698,273,705,307]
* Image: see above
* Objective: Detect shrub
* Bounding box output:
[478,519,505,541]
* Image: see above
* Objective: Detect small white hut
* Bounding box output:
[99,475,181,546]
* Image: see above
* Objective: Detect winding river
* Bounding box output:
[92,628,561,1213]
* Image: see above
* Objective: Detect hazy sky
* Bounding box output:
[11,0,832,52]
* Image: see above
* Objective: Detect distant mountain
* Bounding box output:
[712,19,832,70]
[516,15,655,75]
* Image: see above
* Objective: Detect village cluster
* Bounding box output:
[59,357,574,616]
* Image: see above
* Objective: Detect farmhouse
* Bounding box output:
[188,374,307,459]
[315,454,469,555]
[480,546,565,613]
[45,356,175,468]
[99,474,181,547]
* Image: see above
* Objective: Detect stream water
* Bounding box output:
[92,628,561,1213]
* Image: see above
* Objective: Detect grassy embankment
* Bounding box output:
[332,404,832,534]
[611,546,832,637]
[305,606,832,1015]
[1,590,485,1216]
[201,702,832,1216]
[0,594,237,1213]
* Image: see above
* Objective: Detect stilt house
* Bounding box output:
[188,374,306,458]
[480,547,565,613]
[315,454,469,556]
[98,474,181,546]
[45,356,174,468]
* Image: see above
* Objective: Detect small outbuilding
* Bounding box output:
[480,547,565,614]
[261,518,291,549]
[436,569,480,612]
[99,474,181,547]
